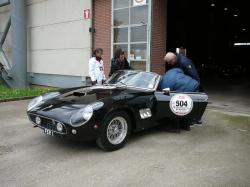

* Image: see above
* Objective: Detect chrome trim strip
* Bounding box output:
[153,75,161,91]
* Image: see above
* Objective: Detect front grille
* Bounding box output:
[29,113,67,134]
[41,117,57,131]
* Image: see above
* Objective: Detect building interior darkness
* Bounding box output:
[167,0,250,91]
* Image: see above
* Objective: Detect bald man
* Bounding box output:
[164,52,200,83]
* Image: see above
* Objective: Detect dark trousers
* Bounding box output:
[167,119,191,131]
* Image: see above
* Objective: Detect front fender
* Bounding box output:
[102,105,137,130]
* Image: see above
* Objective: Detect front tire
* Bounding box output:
[96,111,131,151]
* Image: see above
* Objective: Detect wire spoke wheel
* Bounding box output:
[96,111,131,151]
[107,117,128,145]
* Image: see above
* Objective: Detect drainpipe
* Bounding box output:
[90,0,94,56]
[10,0,27,88]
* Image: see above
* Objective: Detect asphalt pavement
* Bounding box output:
[0,99,250,187]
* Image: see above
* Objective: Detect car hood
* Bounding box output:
[59,85,118,103]
[42,85,118,107]
[31,85,125,121]
[29,85,153,123]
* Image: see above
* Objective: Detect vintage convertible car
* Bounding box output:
[27,70,208,151]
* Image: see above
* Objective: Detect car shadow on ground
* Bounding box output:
[43,135,100,152]
[130,125,167,140]
[40,124,169,152]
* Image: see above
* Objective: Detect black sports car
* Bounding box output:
[27,70,208,151]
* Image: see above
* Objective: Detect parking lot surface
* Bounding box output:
[0,100,250,187]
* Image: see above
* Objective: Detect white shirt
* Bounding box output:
[88,57,106,85]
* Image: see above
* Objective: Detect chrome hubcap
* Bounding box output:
[107,117,128,145]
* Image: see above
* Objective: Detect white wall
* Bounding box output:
[26,0,92,77]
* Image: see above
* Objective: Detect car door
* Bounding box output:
[154,91,208,121]
[125,90,159,131]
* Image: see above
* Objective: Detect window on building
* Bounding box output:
[112,0,150,71]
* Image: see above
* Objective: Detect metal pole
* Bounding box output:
[0,48,12,70]
[0,18,11,47]
[10,0,27,88]
[0,17,12,70]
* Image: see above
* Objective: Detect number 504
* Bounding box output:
[176,100,188,107]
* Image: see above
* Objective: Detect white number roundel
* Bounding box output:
[169,94,193,116]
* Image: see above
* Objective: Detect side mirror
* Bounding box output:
[163,88,170,95]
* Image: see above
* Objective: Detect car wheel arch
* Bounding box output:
[103,107,137,131]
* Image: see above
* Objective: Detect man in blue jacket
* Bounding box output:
[160,68,199,92]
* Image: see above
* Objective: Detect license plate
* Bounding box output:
[44,129,54,136]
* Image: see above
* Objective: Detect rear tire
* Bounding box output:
[96,111,131,151]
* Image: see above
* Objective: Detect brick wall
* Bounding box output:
[93,0,112,77]
[151,0,167,75]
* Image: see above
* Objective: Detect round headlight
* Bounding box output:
[35,116,41,125]
[27,92,60,112]
[27,96,43,111]
[82,105,93,121]
[56,123,63,132]
[70,105,93,127]
[42,92,60,101]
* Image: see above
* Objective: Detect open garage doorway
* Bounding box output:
[166,0,250,97]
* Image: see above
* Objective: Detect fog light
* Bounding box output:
[72,129,77,134]
[56,123,63,132]
[35,116,41,125]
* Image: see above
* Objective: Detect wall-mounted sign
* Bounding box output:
[84,9,91,19]
[133,0,147,6]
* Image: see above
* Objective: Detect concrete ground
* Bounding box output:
[0,99,250,187]
[206,82,250,115]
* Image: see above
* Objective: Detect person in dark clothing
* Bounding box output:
[109,49,131,77]
[164,52,200,83]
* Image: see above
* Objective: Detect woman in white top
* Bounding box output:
[89,48,106,85]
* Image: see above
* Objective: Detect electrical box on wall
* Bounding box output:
[89,28,96,33]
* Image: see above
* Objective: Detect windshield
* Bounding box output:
[106,71,159,90]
